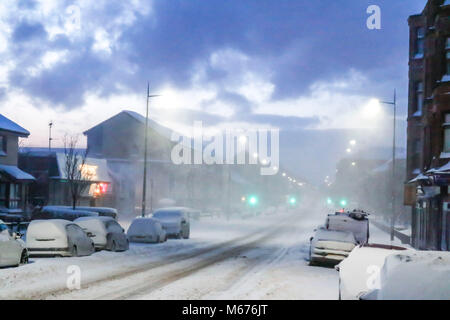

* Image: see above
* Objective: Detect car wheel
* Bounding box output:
[20,250,28,265]
[111,241,117,252]
[71,245,78,257]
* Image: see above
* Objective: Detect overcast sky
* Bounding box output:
[0,0,427,182]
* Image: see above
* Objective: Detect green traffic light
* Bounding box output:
[248,196,258,206]
[289,197,297,205]
[327,198,333,205]
[340,199,347,207]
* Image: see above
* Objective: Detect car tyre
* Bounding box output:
[19,250,28,266]
[71,245,78,257]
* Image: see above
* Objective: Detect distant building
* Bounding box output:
[19,149,112,208]
[83,110,224,216]
[405,0,450,250]
[0,114,35,221]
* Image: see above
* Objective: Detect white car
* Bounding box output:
[309,227,357,266]
[75,216,129,251]
[336,244,407,300]
[152,208,190,239]
[127,218,167,243]
[361,250,450,300]
[0,220,28,267]
[26,219,95,257]
[326,210,369,244]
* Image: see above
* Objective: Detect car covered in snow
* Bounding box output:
[309,227,357,266]
[152,207,190,239]
[326,210,369,244]
[0,220,28,267]
[360,250,450,300]
[335,243,407,300]
[127,218,167,243]
[32,206,99,221]
[74,216,129,251]
[46,206,118,219]
[26,219,95,257]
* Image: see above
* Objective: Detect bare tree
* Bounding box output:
[63,134,92,210]
[18,137,27,152]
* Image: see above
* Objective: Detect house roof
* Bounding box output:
[53,153,111,183]
[83,110,175,141]
[0,114,30,136]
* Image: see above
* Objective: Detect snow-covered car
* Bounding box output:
[74,216,129,251]
[32,206,99,221]
[48,206,118,219]
[127,218,167,243]
[26,219,95,257]
[309,227,357,266]
[326,210,369,244]
[360,250,450,300]
[0,220,28,267]
[152,208,190,239]
[336,244,407,300]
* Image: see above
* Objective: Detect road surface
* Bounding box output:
[0,211,339,300]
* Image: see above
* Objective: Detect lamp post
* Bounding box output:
[141,83,160,217]
[379,89,397,241]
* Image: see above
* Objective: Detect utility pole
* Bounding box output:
[380,90,397,242]
[48,121,53,152]
[141,83,160,218]
[391,90,397,242]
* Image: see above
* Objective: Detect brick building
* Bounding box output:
[406,0,450,250]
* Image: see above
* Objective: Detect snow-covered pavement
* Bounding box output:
[0,211,340,300]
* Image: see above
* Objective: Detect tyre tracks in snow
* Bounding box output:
[30,213,299,300]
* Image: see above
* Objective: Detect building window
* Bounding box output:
[0,183,6,208]
[415,27,425,56]
[444,114,450,153]
[0,136,6,156]
[446,38,450,76]
[9,184,20,209]
[414,81,424,115]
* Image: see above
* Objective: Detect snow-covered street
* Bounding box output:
[0,211,341,300]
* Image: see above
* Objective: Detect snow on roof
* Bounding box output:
[54,153,111,182]
[315,228,356,243]
[28,219,73,236]
[0,165,35,181]
[0,114,30,136]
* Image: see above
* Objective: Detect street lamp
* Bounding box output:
[377,89,397,242]
[142,83,161,217]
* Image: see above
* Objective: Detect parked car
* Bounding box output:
[0,220,28,267]
[127,218,167,243]
[336,243,407,300]
[360,250,450,300]
[26,219,95,257]
[32,206,99,221]
[48,206,118,219]
[152,207,190,239]
[326,210,369,244]
[309,227,357,266]
[74,216,128,251]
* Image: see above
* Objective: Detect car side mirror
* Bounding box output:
[309,236,313,242]
[122,228,125,233]
[86,232,95,238]
[334,265,340,272]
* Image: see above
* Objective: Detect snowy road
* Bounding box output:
[0,211,338,300]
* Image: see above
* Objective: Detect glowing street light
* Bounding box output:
[248,195,258,206]
[282,173,286,177]
[349,140,356,146]
[346,148,352,153]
